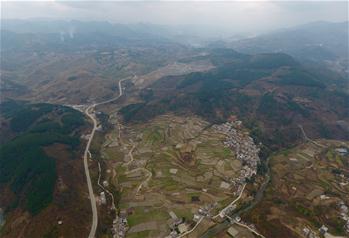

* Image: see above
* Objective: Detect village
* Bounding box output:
[97,114,266,238]
[164,118,263,237]
[213,118,260,194]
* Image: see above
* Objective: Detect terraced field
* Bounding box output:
[102,114,245,237]
[244,140,349,238]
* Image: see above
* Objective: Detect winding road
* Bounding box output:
[83,77,129,238]
[123,143,153,194]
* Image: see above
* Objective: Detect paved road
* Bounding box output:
[200,156,271,238]
[212,183,247,219]
[84,104,99,238]
[235,221,266,238]
[83,77,129,238]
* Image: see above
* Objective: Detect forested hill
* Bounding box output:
[0,100,90,238]
[120,49,349,152]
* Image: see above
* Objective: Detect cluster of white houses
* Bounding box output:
[213,121,260,188]
[338,200,349,234]
[111,211,128,238]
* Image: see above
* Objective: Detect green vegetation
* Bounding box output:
[221,147,232,158]
[278,69,325,88]
[127,208,168,227]
[119,50,346,155]
[247,141,349,237]
[294,203,314,217]
[0,101,85,215]
[177,66,270,90]
[61,112,85,131]
[67,75,78,81]
[257,93,310,127]
[43,225,59,238]
[127,231,153,238]
[287,100,309,117]
[119,103,146,122]
[257,93,280,119]
[8,103,54,132]
[247,53,298,69]
[143,126,163,145]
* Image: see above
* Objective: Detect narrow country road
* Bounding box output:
[83,77,130,238]
[200,156,271,238]
[298,124,325,148]
[212,183,247,219]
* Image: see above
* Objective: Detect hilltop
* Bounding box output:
[120,49,349,151]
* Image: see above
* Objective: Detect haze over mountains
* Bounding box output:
[1,19,348,145]
[0,10,348,238]
[232,21,348,58]
[2,20,347,67]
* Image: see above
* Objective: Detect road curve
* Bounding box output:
[212,183,247,219]
[83,77,129,238]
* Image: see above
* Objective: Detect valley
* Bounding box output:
[0,17,348,238]
[95,112,265,238]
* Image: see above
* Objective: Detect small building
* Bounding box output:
[178,223,189,234]
[220,181,231,189]
[103,180,109,187]
[100,192,107,204]
[227,226,239,237]
[169,168,178,174]
[335,148,348,155]
[303,227,310,236]
[319,225,328,235]
[198,208,205,215]
[169,211,178,220]
[320,195,330,200]
[193,214,201,222]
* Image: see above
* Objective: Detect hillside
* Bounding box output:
[228,21,349,81]
[244,140,349,237]
[0,18,348,238]
[0,100,90,238]
[120,49,349,152]
[0,20,203,105]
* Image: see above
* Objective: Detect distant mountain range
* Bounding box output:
[2,19,348,59]
[229,21,348,61]
[0,20,184,52]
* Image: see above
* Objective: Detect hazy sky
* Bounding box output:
[1,1,348,34]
